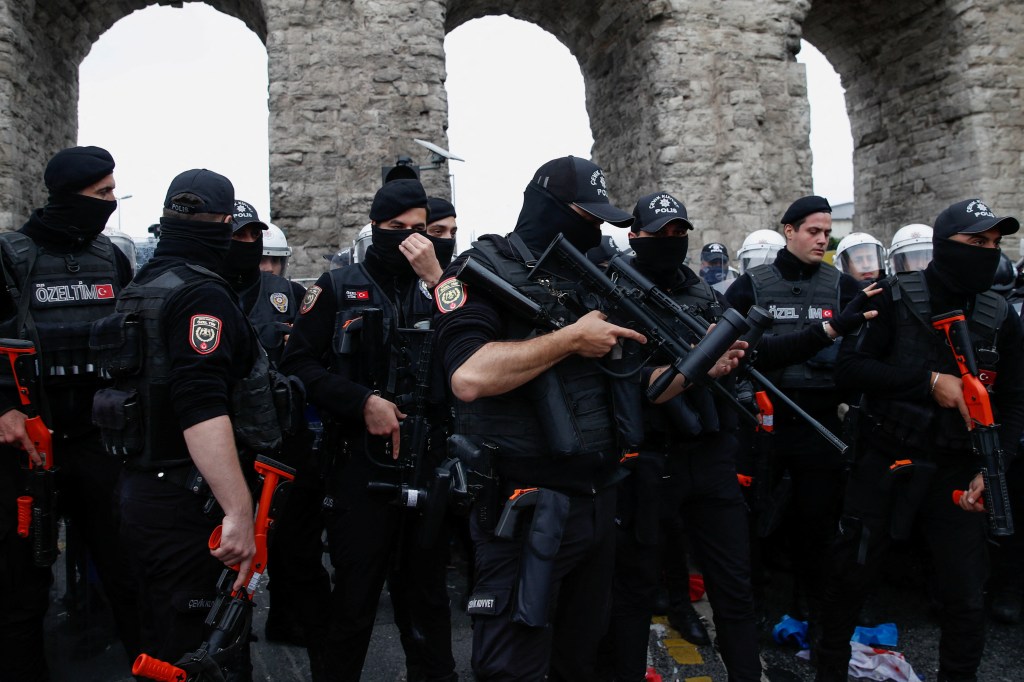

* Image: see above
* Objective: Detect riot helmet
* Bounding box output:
[888,224,933,274]
[737,229,785,273]
[103,228,137,275]
[991,252,1017,295]
[835,232,885,282]
[353,224,373,264]
[261,223,291,277]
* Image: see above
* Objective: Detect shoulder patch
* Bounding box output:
[300,285,322,314]
[189,314,222,354]
[270,292,289,313]
[435,277,467,313]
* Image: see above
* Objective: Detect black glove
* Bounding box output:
[828,283,883,336]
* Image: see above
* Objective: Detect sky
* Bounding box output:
[78,4,853,251]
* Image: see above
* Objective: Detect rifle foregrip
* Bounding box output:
[16,495,31,537]
[982,469,1015,536]
[132,653,188,682]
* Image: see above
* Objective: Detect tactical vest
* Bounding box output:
[749,262,841,390]
[864,271,1006,453]
[0,232,121,382]
[451,236,623,491]
[94,264,281,470]
[648,274,726,441]
[246,272,298,367]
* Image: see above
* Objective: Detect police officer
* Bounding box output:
[0,146,139,679]
[603,192,761,682]
[114,169,272,677]
[426,197,458,241]
[815,199,1024,682]
[725,195,877,622]
[279,178,457,682]
[433,156,654,680]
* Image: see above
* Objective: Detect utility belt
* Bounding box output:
[863,403,971,454]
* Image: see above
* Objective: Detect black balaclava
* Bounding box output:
[153,216,233,273]
[426,234,456,268]
[368,226,418,279]
[514,184,603,256]
[223,234,264,291]
[929,237,1002,295]
[38,193,117,242]
[630,235,689,286]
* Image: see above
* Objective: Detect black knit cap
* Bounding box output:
[427,197,456,223]
[164,169,235,215]
[780,195,832,226]
[369,179,428,222]
[933,198,1020,240]
[44,146,115,194]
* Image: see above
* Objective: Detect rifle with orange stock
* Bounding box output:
[1,338,57,566]
[931,310,1013,536]
[132,455,296,682]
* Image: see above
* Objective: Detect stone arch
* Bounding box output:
[0,0,265,231]
[803,0,1024,240]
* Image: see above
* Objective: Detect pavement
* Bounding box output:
[42,526,1024,681]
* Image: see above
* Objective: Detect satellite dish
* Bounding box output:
[413,138,465,163]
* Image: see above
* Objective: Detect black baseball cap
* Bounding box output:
[531,156,633,227]
[369,179,428,223]
[780,195,832,226]
[631,192,693,233]
[164,169,234,215]
[44,146,115,194]
[933,198,1019,240]
[232,199,269,233]
[701,242,729,262]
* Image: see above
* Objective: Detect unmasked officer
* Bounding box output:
[0,146,138,680]
[725,195,878,624]
[601,192,761,682]
[432,156,653,681]
[815,199,1024,682]
[109,169,280,678]
[279,178,457,682]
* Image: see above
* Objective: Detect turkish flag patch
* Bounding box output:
[344,289,371,301]
[189,314,222,354]
[94,284,115,299]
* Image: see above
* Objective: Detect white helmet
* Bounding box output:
[262,223,291,258]
[888,223,933,274]
[353,224,373,264]
[835,232,885,282]
[737,229,785,273]
[103,228,138,275]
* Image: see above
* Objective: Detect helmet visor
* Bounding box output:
[837,243,884,280]
[889,243,932,274]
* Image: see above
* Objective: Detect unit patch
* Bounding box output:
[270,292,289,313]
[466,593,498,616]
[344,288,371,301]
[300,285,322,314]
[435,277,467,313]
[32,281,115,306]
[189,315,222,355]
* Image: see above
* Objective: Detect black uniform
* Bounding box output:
[279,250,455,682]
[816,267,1024,681]
[112,223,262,672]
[603,265,761,682]
[726,247,860,618]
[0,212,137,680]
[435,233,629,681]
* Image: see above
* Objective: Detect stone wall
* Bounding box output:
[0,0,1021,273]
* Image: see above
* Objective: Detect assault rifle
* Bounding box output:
[0,338,57,566]
[597,251,848,453]
[132,455,296,682]
[932,311,1013,536]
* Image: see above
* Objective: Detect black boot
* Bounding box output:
[990,580,1023,623]
[667,603,710,646]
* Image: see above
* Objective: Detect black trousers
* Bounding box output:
[321,457,454,682]
[469,485,616,682]
[816,445,988,681]
[607,436,761,682]
[120,472,250,679]
[0,499,52,682]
